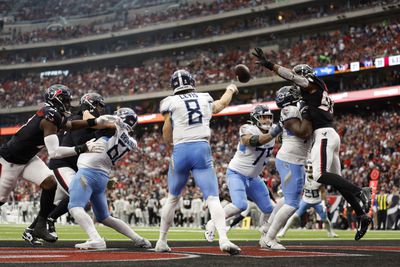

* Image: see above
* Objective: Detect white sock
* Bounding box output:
[207,196,228,242]
[101,216,142,242]
[266,204,296,240]
[324,219,333,234]
[69,207,101,241]
[260,212,271,234]
[268,198,285,225]
[280,213,299,236]
[159,194,180,242]
[224,203,241,221]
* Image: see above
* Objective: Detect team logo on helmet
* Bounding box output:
[80,92,105,117]
[275,86,301,108]
[44,84,72,115]
[170,69,196,95]
[250,104,273,131]
[114,107,138,133]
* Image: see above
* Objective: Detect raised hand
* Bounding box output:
[252,48,274,70]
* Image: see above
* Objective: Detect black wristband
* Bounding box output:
[265,61,274,70]
[249,135,262,147]
[74,144,88,155]
[87,118,97,127]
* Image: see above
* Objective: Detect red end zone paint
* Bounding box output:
[0,248,195,263]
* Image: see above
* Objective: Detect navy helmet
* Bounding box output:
[80,92,105,117]
[170,69,195,95]
[250,104,273,131]
[114,107,138,133]
[44,84,72,115]
[275,85,301,108]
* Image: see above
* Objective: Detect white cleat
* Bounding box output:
[155,240,171,252]
[327,232,338,238]
[204,220,216,243]
[219,240,241,255]
[259,235,286,250]
[133,238,152,248]
[75,238,106,250]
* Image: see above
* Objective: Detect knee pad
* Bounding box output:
[259,204,273,214]
[231,198,248,212]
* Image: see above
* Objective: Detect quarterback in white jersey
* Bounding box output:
[204,105,282,244]
[155,69,241,255]
[68,108,151,250]
[278,161,338,238]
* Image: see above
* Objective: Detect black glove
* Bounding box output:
[252,47,274,70]
[269,122,283,138]
[298,101,311,121]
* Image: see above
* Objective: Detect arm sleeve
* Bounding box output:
[44,134,78,159]
[276,66,310,88]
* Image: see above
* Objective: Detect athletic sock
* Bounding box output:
[230,215,245,228]
[28,216,39,229]
[38,188,57,218]
[207,196,228,242]
[48,197,69,221]
[159,194,180,242]
[266,204,296,240]
[101,216,142,242]
[280,213,299,236]
[69,207,101,241]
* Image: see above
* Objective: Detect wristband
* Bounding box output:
[87,118,97,127]
[74,144,88,155]
[270,124,283,138]
[249,135,262,147]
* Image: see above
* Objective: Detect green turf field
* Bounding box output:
[0,224,399,241]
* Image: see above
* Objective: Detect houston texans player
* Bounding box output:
[253,48,372,240]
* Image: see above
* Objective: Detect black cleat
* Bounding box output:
[355,214,372,241]
[33,217,58,243]
[358,187,372,213]
[22,228,43,246]
[47,219,58,239]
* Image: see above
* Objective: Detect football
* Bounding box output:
[234,64,251,83]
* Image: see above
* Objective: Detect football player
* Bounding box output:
[253,48,372,240]
[258,85,313,250]
[0,85,112,241]
[155,70,241,255]
[22,92,106,245]
[278,161,338,238]
[204,105,281,244]
[68,107,151,250]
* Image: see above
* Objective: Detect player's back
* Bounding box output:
[277,105,311,165]
[160,92,213,145]
[78,121,137,174]
[228,124,275,178]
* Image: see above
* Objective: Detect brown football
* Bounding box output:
[234,64,251,83]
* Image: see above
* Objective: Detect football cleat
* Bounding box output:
[327,232,338,238]
[75,238,106,250]
[22,228,43,246]
[259,235,286,250]
[355,214,372,241]
[219,240,241,255]
[33,217,58,243]
[358,187,372,213]
[204,220,216,243]
[47,219,58,239]
[133,238,152,248]
[155,240,171,252]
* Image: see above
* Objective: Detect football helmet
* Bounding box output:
[80,92,105,117]
[292,64,315,76]
[114,107,138,133]
[44,84,72,115]
[275,85,301,108]
[170,69,195,95]
[305,160,313,181]
[250,104,273,131]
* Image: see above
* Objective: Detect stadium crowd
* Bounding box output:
[1,18,399,109]
[1,108,399,229]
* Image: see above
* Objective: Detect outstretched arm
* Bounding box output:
[212,84,238,114]
[252,48,315,93]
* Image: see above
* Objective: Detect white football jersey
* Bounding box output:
[302,177,322,204]
[276,105,311,164]
[228,124,275,178]
[78,117,137,174]
[160,92,213,145]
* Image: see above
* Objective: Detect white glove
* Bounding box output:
[86,138,106,153]
[226,84,239,95]
[95,115,118,127]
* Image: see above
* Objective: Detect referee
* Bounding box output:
[376,188,389,230]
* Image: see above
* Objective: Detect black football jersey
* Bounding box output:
[183,197,192,209]
[48,114,97,172]
[300,75,334,130]
[0,106,66,164]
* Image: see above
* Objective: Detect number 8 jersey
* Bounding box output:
[228,124,275,178]
[160,92,213,145]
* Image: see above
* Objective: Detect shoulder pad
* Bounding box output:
[239,124,258,136]
[280,105,301,122]
[39,107,64,127]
